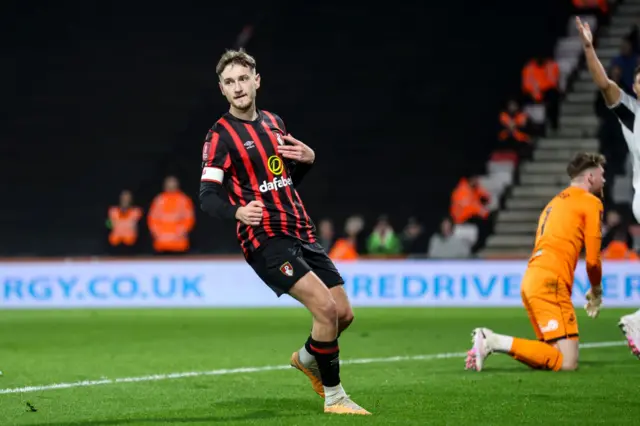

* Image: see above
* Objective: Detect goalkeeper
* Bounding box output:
[465,152,605,372]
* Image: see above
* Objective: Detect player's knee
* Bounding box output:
[338,308,354,328]
[315,297,338,326]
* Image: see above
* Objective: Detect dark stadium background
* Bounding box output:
[1,0,573,256]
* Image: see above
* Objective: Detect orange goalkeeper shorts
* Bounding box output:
[520,266,579,343]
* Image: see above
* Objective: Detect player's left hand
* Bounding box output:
[584,288,603,319]
[278,134,315,164]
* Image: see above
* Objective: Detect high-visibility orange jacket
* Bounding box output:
[522,59,559,101]
[602,241,639,260]
[108,206,143,246]
[148,191,195,252]
[498,111,530,143]
[450,178,490,224]
[573,0,608,13]
[328,238,359,261]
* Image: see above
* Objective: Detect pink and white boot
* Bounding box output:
[619,313,640,360]
[465,328,493,371]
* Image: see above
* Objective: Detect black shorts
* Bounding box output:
[246,236,345,297]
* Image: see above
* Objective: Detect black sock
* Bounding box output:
[306,336,340,387]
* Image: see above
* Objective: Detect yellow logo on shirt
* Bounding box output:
[267,155,283,175]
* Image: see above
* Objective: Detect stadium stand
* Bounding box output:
[482,1,640,258]
[2,1,576,257]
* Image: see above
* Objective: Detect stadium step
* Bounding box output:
[522,161,570,174]
[572,81,598,93]
[538,138,599,149]
[576,70,592,83]
[498,210,541,222]
[519,173,568,186]
[617,3,640,14]
[536,138,598,150]
[557,126,597,137]
[594,47,619,61]
[534,148,585,161]
[607,25,636,38]
[512,185,563,198]
[610,16,640,29]
[506,197,548,210]
[479,248,533,259]
[562,103,596,115]
[559,115,598,128]
[594,37,625,49]
[566,92,596,103]
[485,234,536,248]
[494,222,537,234]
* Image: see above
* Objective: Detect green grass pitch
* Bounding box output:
[0,307,638,425]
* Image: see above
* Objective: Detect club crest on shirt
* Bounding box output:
[276,133,284,146]
[280,261,294,277]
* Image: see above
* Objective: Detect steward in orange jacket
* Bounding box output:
[522,58,559,102]
[450,176,490,225]
[148,176,195,253]
[602,232,639,261]
[522,56,561,132]
[329,238,359,261]
[573,0,608,13]
[107,190,143,253]
[329,215,364,261]
[499,100,530,143]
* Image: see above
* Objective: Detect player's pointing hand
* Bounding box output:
[278,134,315,164]
[575,16,593,48]
[235,200,264,226]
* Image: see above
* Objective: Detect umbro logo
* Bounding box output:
[244,141,255,149]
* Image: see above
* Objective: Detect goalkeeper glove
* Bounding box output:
[584,288,602,319]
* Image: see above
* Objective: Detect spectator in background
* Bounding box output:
[329,215,364,261]
[610,37,640,95]
[497,98,532,161]
[427,217,471,259]
[148,175,195,255]
[450,175,492,252]
[401,216,428,255]
[522,55,561,133]
[318,218,335,252]
[602,208,633,249]
[572,0,610,27]
[602,230,639,260]
[106,189,143,256]
[366,215,402,256]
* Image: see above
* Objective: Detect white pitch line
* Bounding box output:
[0,340,626,395]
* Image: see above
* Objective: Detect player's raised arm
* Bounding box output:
[577,17,622,106]
[583,196,604,294]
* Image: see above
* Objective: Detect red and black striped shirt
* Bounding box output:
[200,110,316,255]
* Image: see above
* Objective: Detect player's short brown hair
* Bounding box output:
[566,152,606,179]
[216,49,256,76]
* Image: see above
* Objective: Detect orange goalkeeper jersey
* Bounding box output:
[527,186,603,289]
